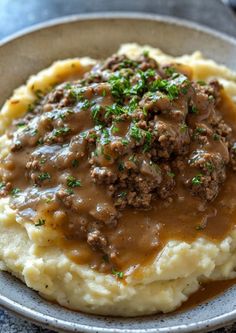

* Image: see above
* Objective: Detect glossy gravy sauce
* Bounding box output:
[1,58,236,311]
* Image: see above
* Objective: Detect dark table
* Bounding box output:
[0,0,236,332]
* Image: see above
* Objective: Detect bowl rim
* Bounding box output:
[0,12,236,333]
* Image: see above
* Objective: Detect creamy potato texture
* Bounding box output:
[0,44,236,316]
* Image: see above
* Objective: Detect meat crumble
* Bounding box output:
[1,53,236,274]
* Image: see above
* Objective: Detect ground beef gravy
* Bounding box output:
[1,53,236,280]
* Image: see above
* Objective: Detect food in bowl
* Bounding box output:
[0,43,236,316]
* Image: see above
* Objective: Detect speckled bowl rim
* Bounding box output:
[0,12,236,333]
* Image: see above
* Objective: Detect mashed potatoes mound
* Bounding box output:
[1,44,236,316]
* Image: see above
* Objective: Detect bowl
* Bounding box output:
[0,13,236,333]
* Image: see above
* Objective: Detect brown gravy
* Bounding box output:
[1,55,236,312]
[177,278,236,313]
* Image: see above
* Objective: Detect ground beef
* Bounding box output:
[2,52,236,260]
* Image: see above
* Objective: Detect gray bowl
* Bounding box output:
[0,13,236,333]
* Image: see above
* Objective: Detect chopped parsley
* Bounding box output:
[205,162,214,172]
[16,122,26,127]
[54,127,71,137]
[72,159,79,168]
[121,138,129,146]
[197,80,206,86]
[118,161,125,171]
[167,172,175,178]
[180,123,188,133]
[67,175,81,188]
[112,268,124,279]
[143,131,152,152]
[130,124,143,141]
[66,188,74,195]
[189,105,198,114]
[213,133,220,141]
[150,78,180,100]
[192,174,203,185]
[118,191,127,198]
[164,67,175,76]
[196,127,205,134]
[10,188,21,197]
[35,218,46,227]
[143,49,149,57]
[38,172,51,181]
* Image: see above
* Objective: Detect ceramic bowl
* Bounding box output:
[0,13,236,333]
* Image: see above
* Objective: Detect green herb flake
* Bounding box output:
[35,218,46,227]
[11,188,21,197]
[72,159,79,168]
[38,172,51,182]
[39,159,46,165]
[118,161,125,172]
[180,123,188,133]
[102,89,106,97]
[37,138,44,145]
[16,122,26,127]
[111,125,119,134]
[205,162,214,172]
[196,127,205,134]
[118,191,127,198]
[143,50,149,57]
[54,127,71,137]
[121,138,129,146]
[0,182,6,190]
[197,80,206,86]
[192,174,203,185]
[45,197,53,203]
[213,133,220,141]
[67,175,81,188]
[143,131,152,152]
[64,83,72,90]
[167,172,175,178]
[81,99,91,110]
[164,67,175,76]
[189,105,198,114]
[91,105,101,121]
[112,268,124,279]
[66,189,74,195]
[130,124,143,141]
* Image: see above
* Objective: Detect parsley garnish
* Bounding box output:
[66,189,74,195]
[189,105,198,114]
[11,188,21,197]
[213,133,220,141]
[180,123,188,133]
[35,218,46,227]
[192,174,203,185]
[54,127,71,137]
[197,80,206,86]
[130,124,143,141]
[67,176,81,188]
[167,172,175,178]
[205,162,214,172]
[112,268,124,279]
[72,159,79,168]
[38,172,51,181]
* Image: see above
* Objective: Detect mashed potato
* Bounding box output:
[1,44,236,316]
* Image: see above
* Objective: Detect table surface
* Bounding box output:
[0,0,236,332]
